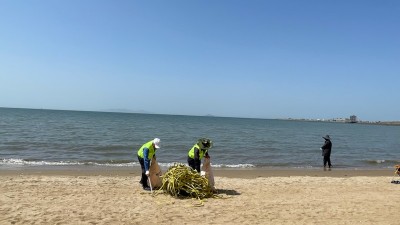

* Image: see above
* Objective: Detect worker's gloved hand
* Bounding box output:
[145,171,150,176]
[200,171,206,176]
[205,155,210,159]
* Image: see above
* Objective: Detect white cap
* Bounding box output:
[153,138,160,149]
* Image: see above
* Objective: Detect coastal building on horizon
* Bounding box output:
[287,115,359,123]
[330,115,357,123]
[286,115,400,126]
[350,115,357,123]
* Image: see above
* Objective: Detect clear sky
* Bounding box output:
[1,1,399,121]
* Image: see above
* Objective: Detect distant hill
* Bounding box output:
[103,109,152,114]
[204,114,215,117]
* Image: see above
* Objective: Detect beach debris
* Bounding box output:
[395,165,400,176]
[159,163,214,199]
[391,165,400,184]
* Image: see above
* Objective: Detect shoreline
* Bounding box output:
[0,165,395,178]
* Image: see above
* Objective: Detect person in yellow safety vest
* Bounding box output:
[187,138,213,174]
[137,138,160,190]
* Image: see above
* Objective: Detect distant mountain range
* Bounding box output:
[103,109,219,117]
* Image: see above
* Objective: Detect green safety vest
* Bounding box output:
[137,140,157,159]
[188,144,208,160]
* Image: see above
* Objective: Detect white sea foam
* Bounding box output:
[0,158,83,166]
[214,163,256,168]
[0,158,140,167]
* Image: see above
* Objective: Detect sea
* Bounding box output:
[1,107,399,170]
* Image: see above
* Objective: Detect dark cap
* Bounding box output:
[198,138,213,149]
[323,135,331,140]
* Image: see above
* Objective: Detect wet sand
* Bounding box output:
[0,166,393,177]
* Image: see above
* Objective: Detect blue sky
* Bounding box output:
[1,0,399,121]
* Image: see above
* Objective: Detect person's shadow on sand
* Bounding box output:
[215,189,241,195]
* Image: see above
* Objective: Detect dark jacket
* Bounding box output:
[321,139,332,157]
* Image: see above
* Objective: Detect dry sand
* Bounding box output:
[1,168,399,225]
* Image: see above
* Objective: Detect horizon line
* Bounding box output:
[1,106,399,123]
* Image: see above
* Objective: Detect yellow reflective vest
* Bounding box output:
[137,140,156,159]
[188,144,208,160]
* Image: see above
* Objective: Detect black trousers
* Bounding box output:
[137,156,149,188]
[323,156,332,168]
[188,157,201,172]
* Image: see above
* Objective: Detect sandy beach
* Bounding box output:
[1,168,399,225]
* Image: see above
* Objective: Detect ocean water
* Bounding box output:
[1,107,399,169]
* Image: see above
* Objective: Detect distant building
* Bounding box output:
[350,115,357,123]
[332,118,346,122]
